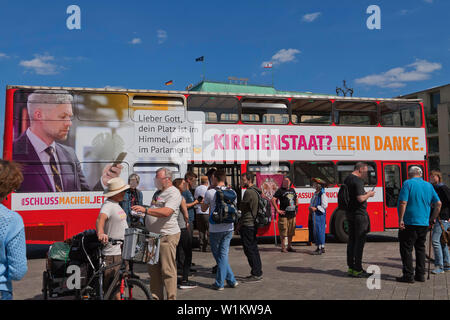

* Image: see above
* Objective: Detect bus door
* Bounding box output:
[401,162,426,183]
[383,163,403,228]
[187,163,242,203]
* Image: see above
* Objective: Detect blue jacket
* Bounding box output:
[0,204,28,293]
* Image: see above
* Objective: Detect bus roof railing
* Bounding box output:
[6,85,423,103]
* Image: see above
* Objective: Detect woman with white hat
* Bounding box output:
[96,177,130,299]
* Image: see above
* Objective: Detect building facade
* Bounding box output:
[398,84,450,184]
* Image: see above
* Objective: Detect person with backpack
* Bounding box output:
[429,170,450,275]
[238,172,263,282]
[342,162,375,277]
[272,177,298,253]
[310,178,329,255]
[0,160,27,300]
[201,170,239,290]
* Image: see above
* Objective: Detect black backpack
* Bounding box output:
[337,183,350,211]
[248,187,272,228]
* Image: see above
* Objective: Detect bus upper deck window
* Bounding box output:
[131,95,185,121]
[187,96,238,124]
[291,99,332,125]
[132,96,184,110]
[380,102,422,127]
[241,99,289,125]
[334,101,378,126]
[75,93,129,121]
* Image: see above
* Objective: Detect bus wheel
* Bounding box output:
[333,210,349,243]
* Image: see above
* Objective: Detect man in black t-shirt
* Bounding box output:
[272,177,298,253]
[344,162,375,277]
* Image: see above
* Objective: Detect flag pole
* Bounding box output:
[202,59,205,81]
[272,65,274,87]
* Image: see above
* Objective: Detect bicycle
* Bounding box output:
[79,239,151,300]
[43,237,151,300]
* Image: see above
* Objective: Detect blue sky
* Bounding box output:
[1,0,449,152]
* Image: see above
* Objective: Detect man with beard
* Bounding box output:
[13,90,122,192]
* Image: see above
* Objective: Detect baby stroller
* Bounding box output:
[42,229,101,299]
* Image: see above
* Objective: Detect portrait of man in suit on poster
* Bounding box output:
[12,90,123,193]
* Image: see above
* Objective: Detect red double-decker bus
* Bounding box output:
[2,85,427,244]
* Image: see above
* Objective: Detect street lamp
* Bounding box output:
[336,80,354,97]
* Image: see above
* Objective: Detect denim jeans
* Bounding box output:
[432,220,450,268]
[0,291,13,300]
[209,231,236,288]
[313,212,326,246]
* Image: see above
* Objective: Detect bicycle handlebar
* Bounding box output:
[107,238,124,246]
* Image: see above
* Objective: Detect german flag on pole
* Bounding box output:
[165,80,173,85]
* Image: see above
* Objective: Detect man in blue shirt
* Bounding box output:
[397,166,442,283]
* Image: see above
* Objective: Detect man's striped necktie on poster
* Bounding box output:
[45,146,63,192]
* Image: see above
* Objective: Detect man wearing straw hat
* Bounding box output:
[96,177,129,298]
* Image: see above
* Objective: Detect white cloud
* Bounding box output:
[157,30,167,44]
[130,38,142,45]
[302,12,321,23]
[355,59,442,88]
[19,54,62,75]
[0,52,10,59]
[261,48,301,69]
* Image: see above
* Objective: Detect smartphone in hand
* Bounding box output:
[112,152,127,167]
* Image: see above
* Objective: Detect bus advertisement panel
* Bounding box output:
[4,87,427,243]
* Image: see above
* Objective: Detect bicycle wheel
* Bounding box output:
[109,278,152,300]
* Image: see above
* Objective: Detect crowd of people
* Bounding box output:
[0,159,449,300]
